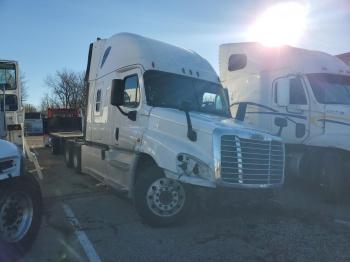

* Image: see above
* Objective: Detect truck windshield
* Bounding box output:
[0,94,18,111]
[0,63,17,90]
[144,70,231,117]
[308,73,350,105]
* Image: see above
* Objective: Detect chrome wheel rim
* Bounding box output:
[0,191,34,243]
[146,178,186,217]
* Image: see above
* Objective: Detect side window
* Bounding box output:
[124,75,140,108]
[100,46,111,68]
[290,78,307,105]
[95,89,102,112]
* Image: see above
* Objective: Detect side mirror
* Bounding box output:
[276,78,290,107]
[274,117,287,128]
[295,123,306,138]
[274,117,288,137]
[110,79,125,106]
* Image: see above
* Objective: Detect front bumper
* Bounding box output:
[165,170,283,190]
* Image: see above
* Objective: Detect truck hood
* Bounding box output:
[0,139,20,159]
[149,107,274,138]
[144,107,280,179]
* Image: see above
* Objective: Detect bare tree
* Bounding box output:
[20,73,29,102]
[24,104,37,113]
[44,69,87,110]
[39,93,59,115]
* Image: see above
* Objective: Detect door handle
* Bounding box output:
[286,107,304,114]
[115,128,119,141]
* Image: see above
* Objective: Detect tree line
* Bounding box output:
[24,69,88,115]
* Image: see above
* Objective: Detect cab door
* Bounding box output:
[107,68,146,190]
[273,76,310,144]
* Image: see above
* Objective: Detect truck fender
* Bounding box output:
[136,129,213,177]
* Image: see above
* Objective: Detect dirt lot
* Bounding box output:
[22,136,350,262]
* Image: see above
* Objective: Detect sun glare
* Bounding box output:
[247,2,308,47]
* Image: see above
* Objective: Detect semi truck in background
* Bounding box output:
[0,60,42,259]
[24,112,43,135]
[219,43,350,201]
[64,33,285,226]
[0,60,25,147]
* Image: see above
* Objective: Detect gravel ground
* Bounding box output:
[22,136,350,262]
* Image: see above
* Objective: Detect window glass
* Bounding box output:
[144,70,230,117]
[0,94,18,111]
[289,78,307,105]
[202,92,223,112]
[308,73,350,105]
[100,46,111,68]
[124,75,140,108]
[0,63,16,90]
[95,89,101,112]
[228,54,247,71]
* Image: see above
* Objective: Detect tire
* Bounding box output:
[64,141,73,168]
[134,166,192,227]
[320,151,345,203]
[51,137,60,155]
[0,176,42,261]
[73,144,82,174]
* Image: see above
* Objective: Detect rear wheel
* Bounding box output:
[134,166,192,226]
[0,176,42,260]
[320,151,345,203]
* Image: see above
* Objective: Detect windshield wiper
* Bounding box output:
[179,101,197,142]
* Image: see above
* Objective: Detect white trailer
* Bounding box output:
[0,61,42,260]
[219,42,350,201]
[66,33,285,226]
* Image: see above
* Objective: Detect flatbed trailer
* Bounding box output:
[50,131,84,154]
[42,108,83,154]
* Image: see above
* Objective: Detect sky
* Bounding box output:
[1,0,349,107]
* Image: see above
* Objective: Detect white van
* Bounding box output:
[65,34,285,226]
[219,42,350,201]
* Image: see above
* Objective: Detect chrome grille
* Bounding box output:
[220,135,284,185]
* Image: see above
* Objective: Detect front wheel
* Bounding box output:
[0,176,42,260]
[134,166,192,226]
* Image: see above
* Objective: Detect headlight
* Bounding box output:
[0,159,15,173]
[176,153,213,181]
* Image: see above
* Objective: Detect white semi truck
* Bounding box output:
[0,60,42,260]
[0,60,25,147]
[219,43,350,201]
[65,33,285,226]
